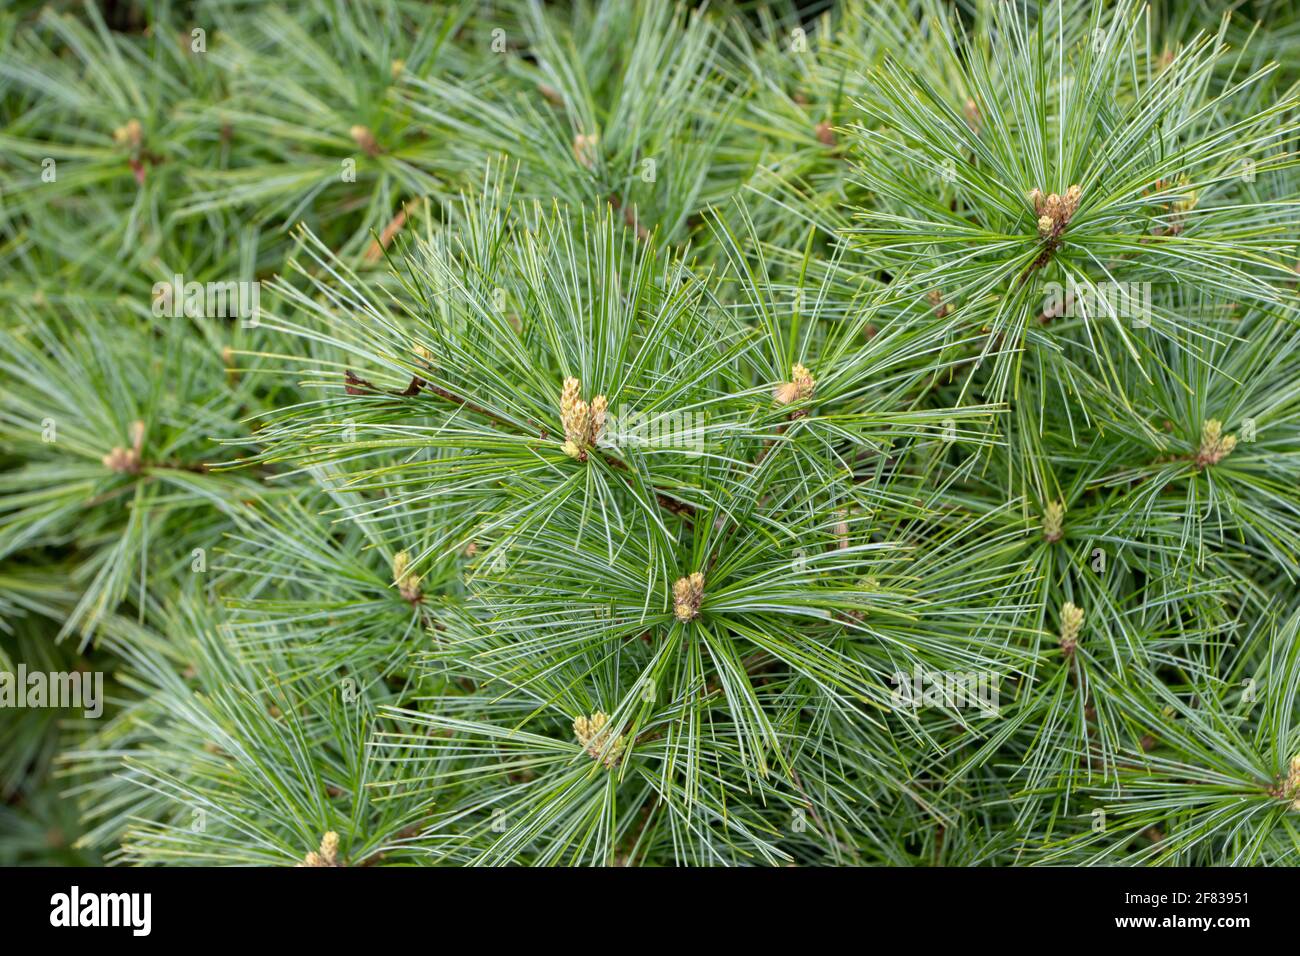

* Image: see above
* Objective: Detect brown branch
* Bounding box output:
[364,203,412,263]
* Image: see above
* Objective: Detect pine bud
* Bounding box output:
[589,395,607,445]
[1042,500,1065,542]
[672,572,705,622]
[565,407,589,457]
[573,132,599,169]
[102,420,146,474]
[559,377,607,460]
[297,831,342,867]
[773,362,816,407]
[392,549,422,603]
[1171,173,1198,215]
[560,376,581,425]
[1195,419,1236,468]
[814,120,836,146]
[573,711,624,769]
[1031,184,1082,239]
[926,289,950,318]
[350,125,380,157]
[113,118,143,149]
[1059,602,1084,657]
[1283,755,1300,810]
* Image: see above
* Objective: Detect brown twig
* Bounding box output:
[364,202,412,262]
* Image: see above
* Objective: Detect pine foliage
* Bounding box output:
[2,0,1299,866]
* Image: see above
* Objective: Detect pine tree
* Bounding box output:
[1,0,1299,866]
